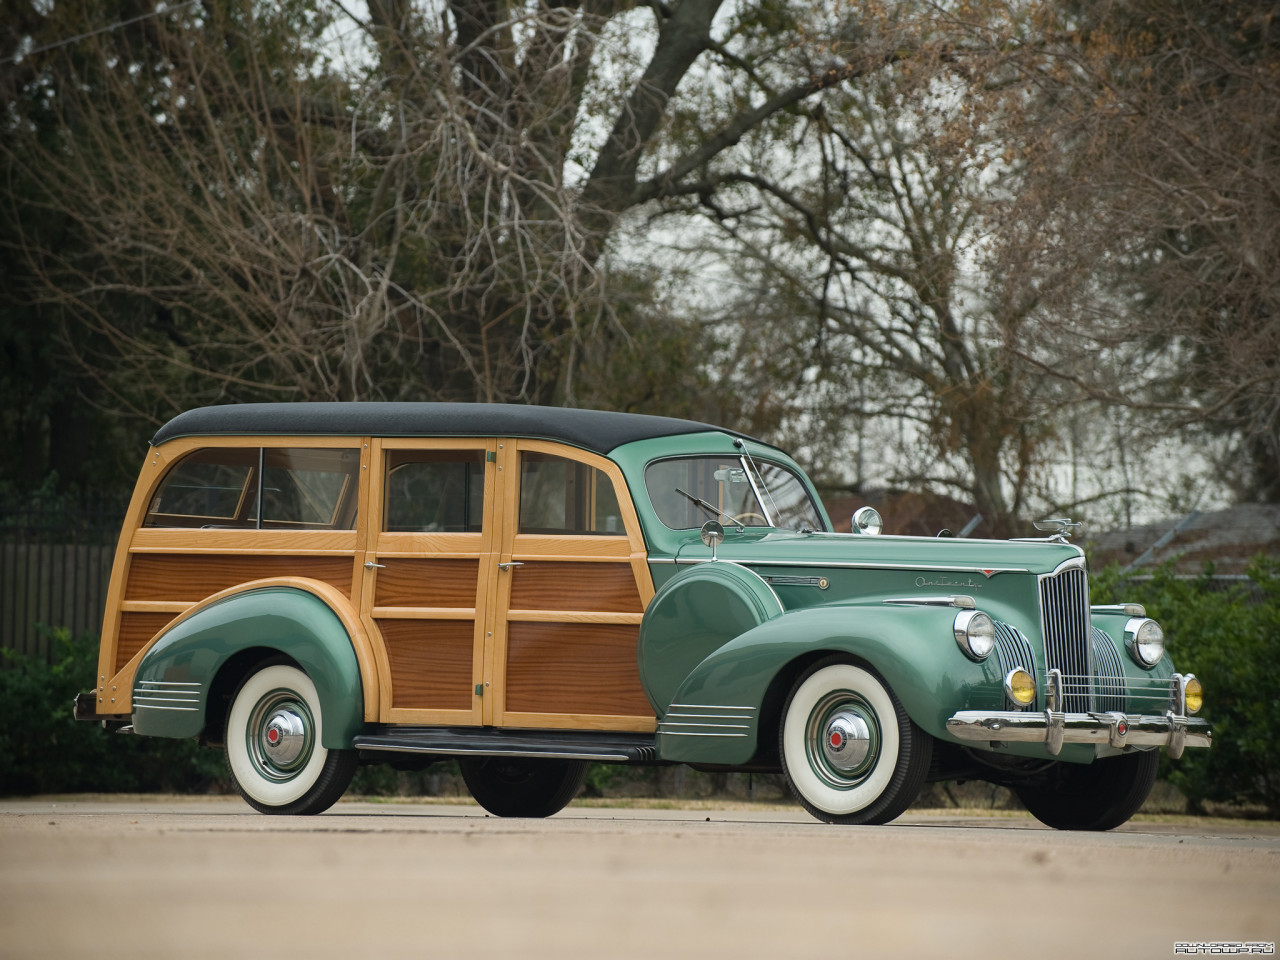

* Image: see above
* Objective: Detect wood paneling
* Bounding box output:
[115,612,178,673]
[379,618,475,711]
[124,554,353,602]
[375,558,479,608]
[508,562,642,613]
[504,622,653,717]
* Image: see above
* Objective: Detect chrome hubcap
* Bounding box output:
[822,710,872,773]
[806,692,880,789]
[263,708,307,767]
[246,691,315,782]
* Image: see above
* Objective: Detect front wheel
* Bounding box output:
[1015,749,1159,830]
[225,663,356,815]
[780,659,932,825]
[460,756,587,818]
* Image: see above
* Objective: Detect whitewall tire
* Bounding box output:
[225,663,356,815]
[780,659,932,824]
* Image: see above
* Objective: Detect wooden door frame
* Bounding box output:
[360,437,500,725]
[488,439,657,732]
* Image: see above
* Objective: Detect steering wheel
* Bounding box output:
[732,512,769,526]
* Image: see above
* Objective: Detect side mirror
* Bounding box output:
[700,520,725,560]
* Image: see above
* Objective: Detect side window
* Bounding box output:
[384,450,485,532]
[145,447,359,529]
[146,448,258,528]
[519,452,624,536]
[260,449,360,528]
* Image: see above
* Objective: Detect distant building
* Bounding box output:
[1087,505,1280,576]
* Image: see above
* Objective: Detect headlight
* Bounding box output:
[1124,618,1165,668]
[954,610,995,661]
[1004,668,1036,706]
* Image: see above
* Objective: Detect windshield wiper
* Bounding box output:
[675,488,745,532]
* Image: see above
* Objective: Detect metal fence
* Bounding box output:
[0,494,128,662]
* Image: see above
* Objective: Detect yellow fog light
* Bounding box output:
[1184,676,1203,714]
[1004,668,1037,706]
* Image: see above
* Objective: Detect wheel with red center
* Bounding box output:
[780,658,932,824]
[225,663,356,815]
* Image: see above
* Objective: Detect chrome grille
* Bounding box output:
[993,621,1038,711]
[1090,627,1127,712]
[1039,565,1093,711]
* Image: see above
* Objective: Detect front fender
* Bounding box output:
[131,586,364,749]
[656,604,1003,765]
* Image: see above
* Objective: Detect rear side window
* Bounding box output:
[146,447,360,529]
[519,452,624,536]
[384,450,485,532]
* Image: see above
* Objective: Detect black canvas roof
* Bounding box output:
[151,402,751,455]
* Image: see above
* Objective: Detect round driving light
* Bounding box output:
[1125,618,1165,667]
[852,506,882,536]
[954,610,995,661]
[1004,668,1036,706]
[1184,676,1203,714]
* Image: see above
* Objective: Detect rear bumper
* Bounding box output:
[945,709,1212,759]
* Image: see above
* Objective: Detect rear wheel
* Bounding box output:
[780,658,932,825]
[460,756,587,818]
[1015,749,1159,831]
[225,664,356,815]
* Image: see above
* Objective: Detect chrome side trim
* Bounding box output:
[134,679,202,712]
[133,702,201,712]
[657,731,751,738]
[652,557,1031,575]
[669,703,757,711]
[884,595,976,609]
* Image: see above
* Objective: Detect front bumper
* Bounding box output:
[946,709,1212,759]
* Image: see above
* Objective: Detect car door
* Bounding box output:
[360,439,499,725]
[487,440,657,732]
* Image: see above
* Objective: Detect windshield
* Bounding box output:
[644,457,827,532]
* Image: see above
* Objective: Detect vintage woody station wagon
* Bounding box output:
[76,403,1211,827]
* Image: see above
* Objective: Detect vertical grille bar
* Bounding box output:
[1039,566,1093,712]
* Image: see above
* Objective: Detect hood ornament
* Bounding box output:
[1031,518,1084,542]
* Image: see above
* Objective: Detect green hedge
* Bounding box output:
[1090,556,1280,816]
[0,628,225,795]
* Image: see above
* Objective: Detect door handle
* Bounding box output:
[364,561,386,569]
[497,562,524,571]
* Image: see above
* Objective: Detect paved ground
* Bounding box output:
[2,796,1278,960]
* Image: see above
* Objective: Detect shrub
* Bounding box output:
[1091,556,1280,816]
[0,627,225,795]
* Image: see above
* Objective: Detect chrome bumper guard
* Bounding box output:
[946,709,1212,758]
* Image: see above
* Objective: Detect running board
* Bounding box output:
[352,727,659,764]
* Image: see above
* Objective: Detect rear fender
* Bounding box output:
[131,584,366,749]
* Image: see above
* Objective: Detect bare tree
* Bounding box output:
[2,0,899,432]
[1004,0,1280,502]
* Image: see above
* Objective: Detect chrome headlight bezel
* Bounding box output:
[1124,617,1165,668]
[954,610,995,661]
[1003,667,1036,706]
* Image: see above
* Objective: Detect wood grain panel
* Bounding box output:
[504,622,652,717]
[115,612,178,673]
[124,554,353,602]
[375,558,479,608]
[508,562,642,613]
[379,618,475,711]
